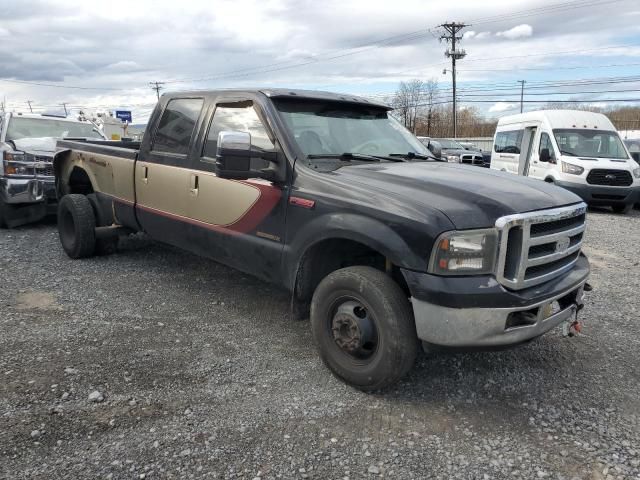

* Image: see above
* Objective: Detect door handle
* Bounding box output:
[142,166,148,184]
[190,174,199,196]
[533,161,538,164]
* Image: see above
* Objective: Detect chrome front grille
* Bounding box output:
[460,154,484,165]
[495,203,587,290]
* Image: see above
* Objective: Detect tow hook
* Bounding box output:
[563,302,584,338]
[563,319,582,337]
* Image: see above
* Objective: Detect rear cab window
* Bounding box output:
[152,98,205,156]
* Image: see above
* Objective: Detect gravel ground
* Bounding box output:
[1,208,639,480]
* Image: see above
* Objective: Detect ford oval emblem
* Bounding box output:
[555,237,570,253]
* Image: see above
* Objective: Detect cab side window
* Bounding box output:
[202,101,274,170]
[494,130,523,154]
[539,132,556,162]
[152,98,204,155]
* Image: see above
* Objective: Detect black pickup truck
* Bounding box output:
[53,89,590,390]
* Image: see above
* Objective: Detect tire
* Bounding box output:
[0,200,6,229]
[612,203,632,214]
[57,194,96,258]
[310,266,418,391]
[87,193,117,255]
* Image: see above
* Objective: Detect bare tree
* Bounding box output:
[392,79,424,133]
[423,79,438,136]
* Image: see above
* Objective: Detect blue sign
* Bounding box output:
[115,110,132,123]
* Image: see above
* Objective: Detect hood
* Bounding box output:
[335,162,582,229]
[11,137,57,156]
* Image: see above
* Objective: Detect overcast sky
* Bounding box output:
[0,0,639,123]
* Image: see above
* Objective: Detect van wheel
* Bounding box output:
[58,194,96,259]
[310,266,418,391]
[612,203,632,214]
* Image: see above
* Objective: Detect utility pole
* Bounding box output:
[149,81,165,101]
[61,103,68,115]
[440,22,468,138]
[518,80,526,113]
[27,100,33,113]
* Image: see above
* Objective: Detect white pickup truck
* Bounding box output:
[0,112,105,227]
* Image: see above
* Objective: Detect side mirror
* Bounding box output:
[539,148,551,163]
[215,130,277,180]
[428,140,442,159]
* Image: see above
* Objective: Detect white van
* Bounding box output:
[491,110,640,213]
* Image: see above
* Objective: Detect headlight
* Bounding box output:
[428,229,498,275]
[561,161,584,175]
[2,151,30,175]
[446,154,461,163]
[633,167,640,178]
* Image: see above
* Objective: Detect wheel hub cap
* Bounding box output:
[331,301,375,355]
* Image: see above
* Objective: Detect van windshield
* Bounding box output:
[553,129,628,159]
[6,117,104,141]
[273,98,432,166]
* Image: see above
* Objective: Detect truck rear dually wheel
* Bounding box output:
[58,194,96,259]
[310,266,418,391]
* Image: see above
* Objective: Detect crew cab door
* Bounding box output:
[186,97,287,281]
[135,97,206,245]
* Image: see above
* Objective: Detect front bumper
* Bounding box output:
[554,180,640,206]
[402,254,590,348]
[1,175,56,204]
[0,176,57,227]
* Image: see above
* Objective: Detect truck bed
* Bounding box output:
[57,139,140,159]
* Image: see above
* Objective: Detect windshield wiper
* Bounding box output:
[307,153,380,162]
[388,152,432,160]
[559,149,577,156]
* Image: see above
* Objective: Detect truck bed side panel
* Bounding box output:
[56,140,139,228]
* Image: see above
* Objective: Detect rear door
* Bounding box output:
[135,96,205,245]
[519,125,539,176]
[186,96,287,281]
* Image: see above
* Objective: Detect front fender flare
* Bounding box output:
[283,212,428,291]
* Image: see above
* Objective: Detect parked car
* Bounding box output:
[491,110,640,214]
[430,138,485,166]
[0,112,106,227]
[624,138,640,165]
[459,141,492,167]
[53,89,590,390]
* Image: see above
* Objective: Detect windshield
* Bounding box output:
[553,129,629,159]
[435,139,464,150]
[6,117,103,141]
[273,99,431,162]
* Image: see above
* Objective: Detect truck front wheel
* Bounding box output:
[58,194,96,259]
[310,266,418,391]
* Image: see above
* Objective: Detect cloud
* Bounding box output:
[463,30,491,40]
[496,24,533,40]
[0,0,637,122]
[488,102,517,113]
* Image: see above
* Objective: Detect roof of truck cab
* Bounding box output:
[496,110,616,130]
[164,88,391,110]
